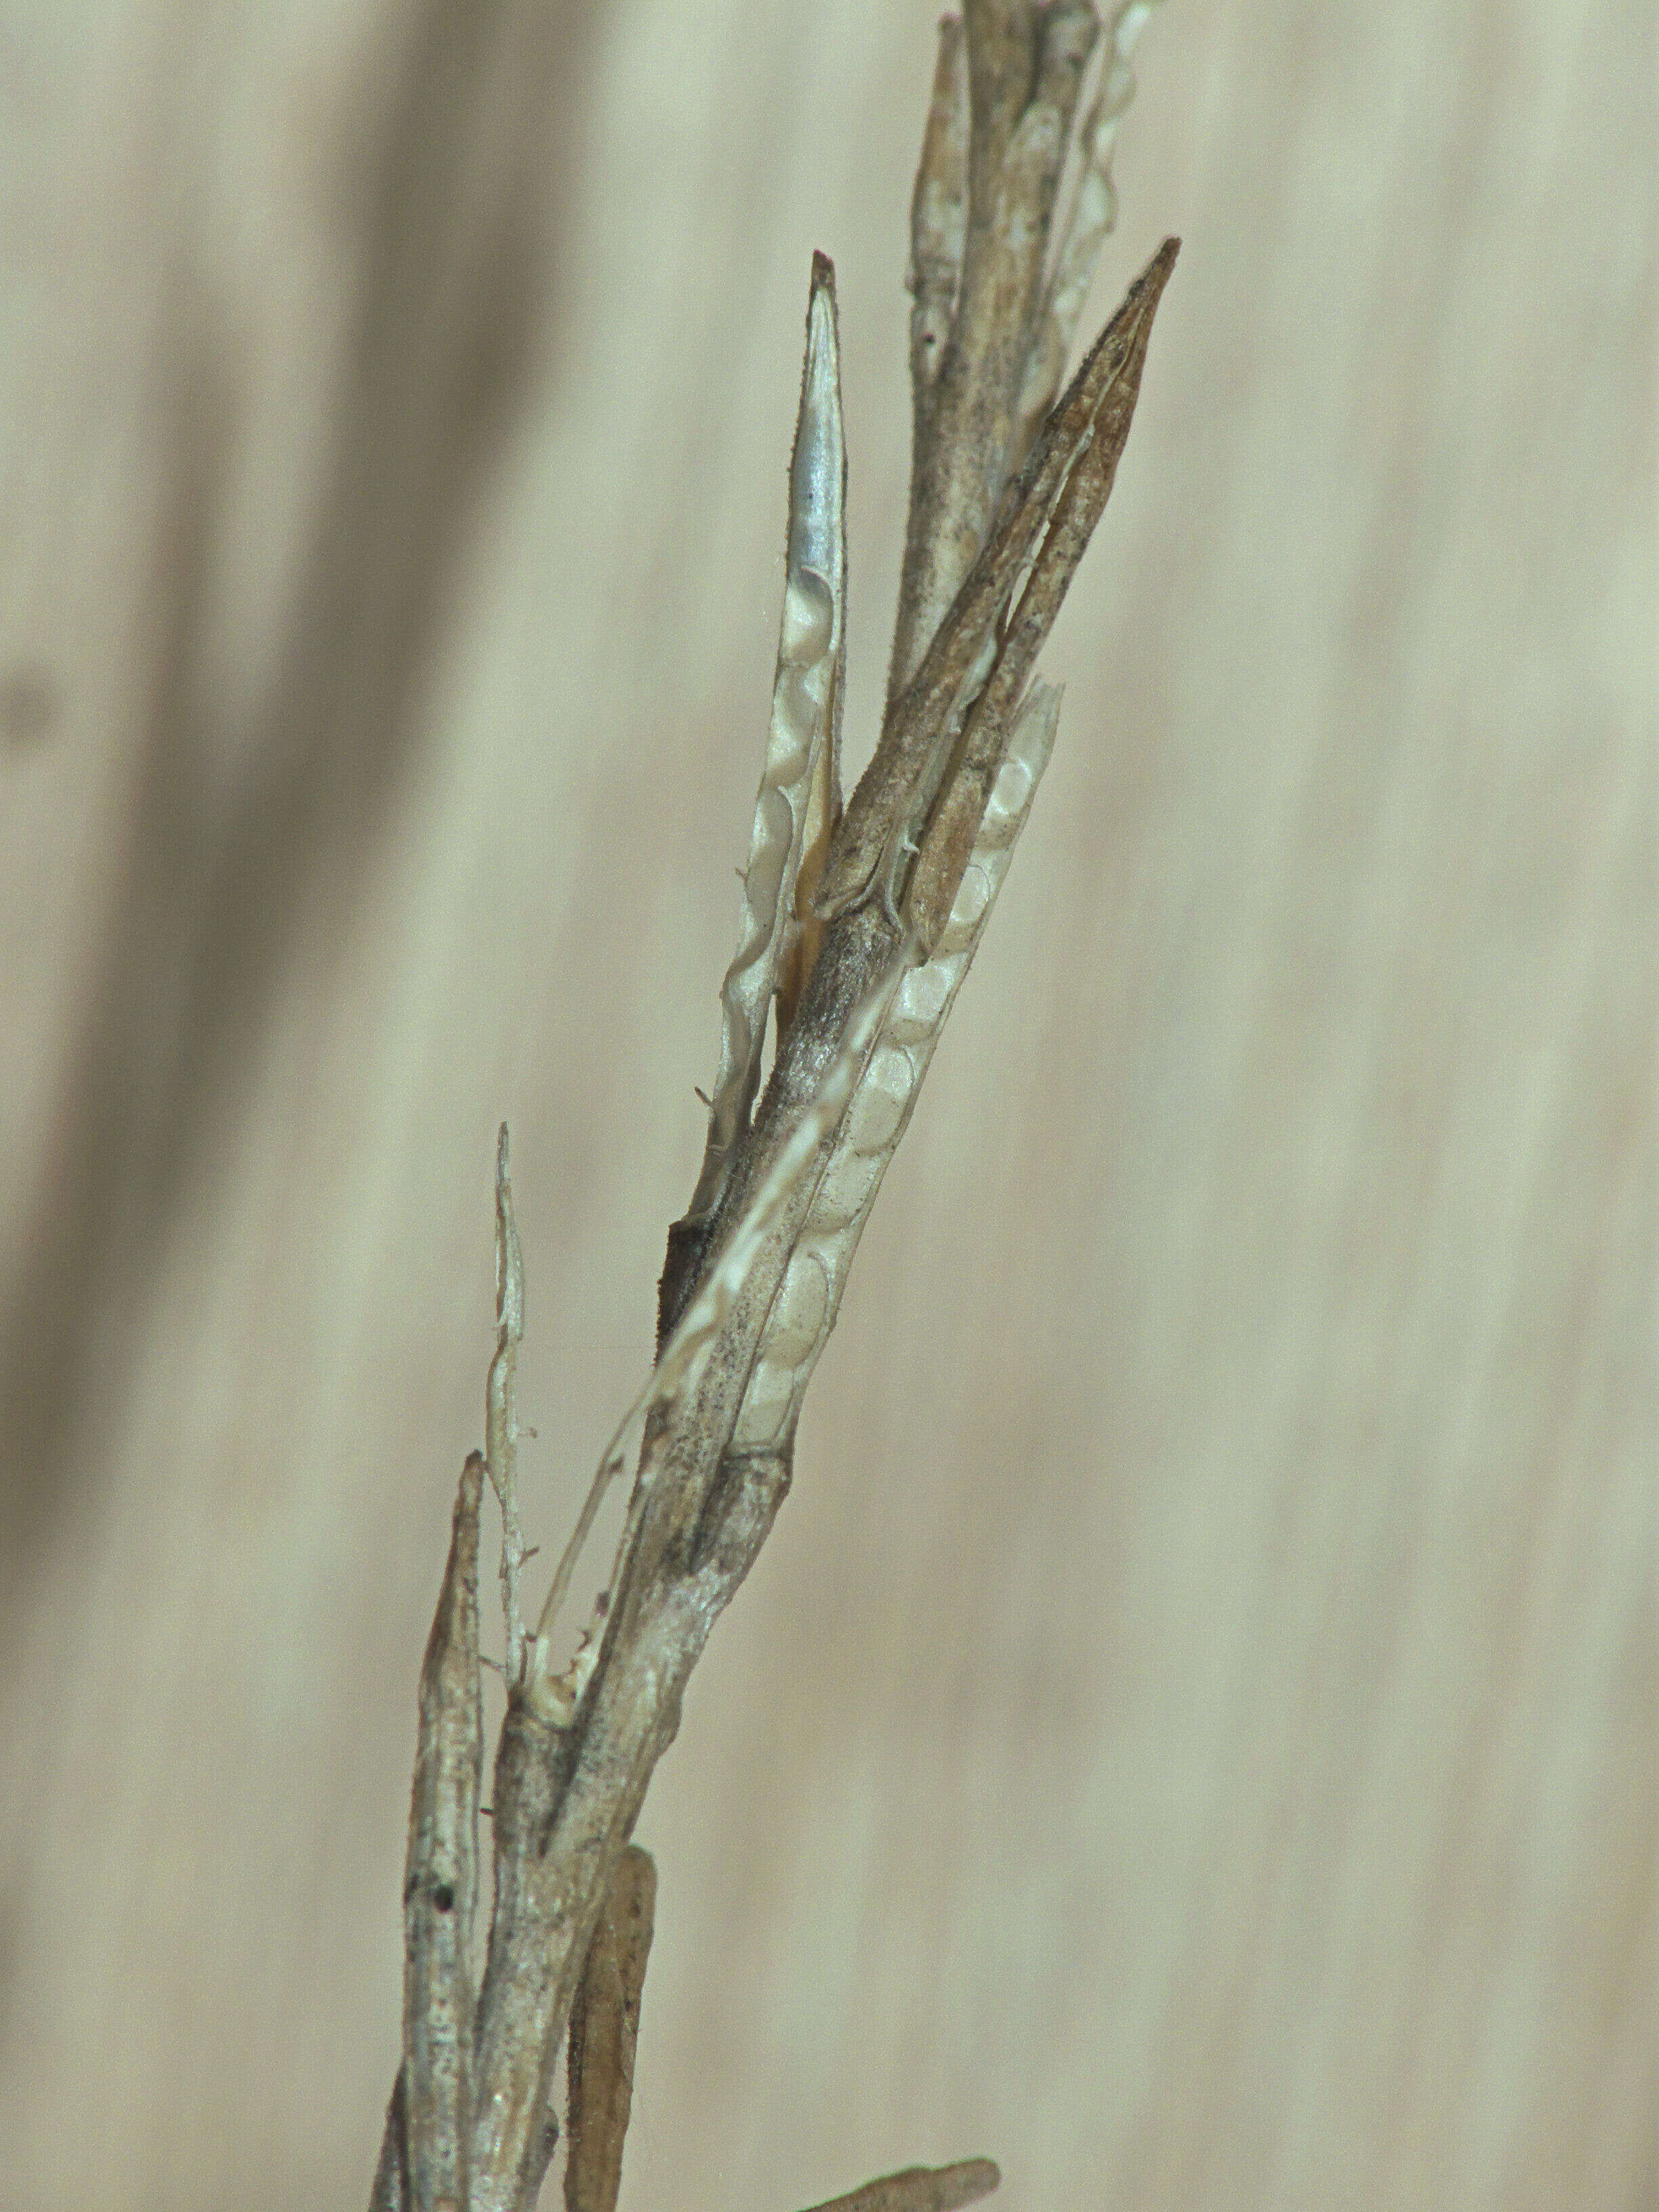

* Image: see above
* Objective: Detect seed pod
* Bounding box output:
[735,681,1061,1451]
[527,944,910,1723]
[685,254,847,1225]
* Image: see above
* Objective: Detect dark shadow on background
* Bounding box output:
[0,0,607,1585]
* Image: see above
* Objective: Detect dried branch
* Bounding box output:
[904,234,1176,949]
[531,943,909,1721]
[464,954,913,2210]
[373,8,1177,2207]
[890,0,1096,693]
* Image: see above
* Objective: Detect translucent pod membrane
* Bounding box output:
[1018,0,1164,443]
[527,259,851,1724]
[527,946,907,1725]
[734,681,1063,1451]
[687,260,847,1225]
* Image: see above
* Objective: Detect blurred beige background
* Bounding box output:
[0,2,1652,2207]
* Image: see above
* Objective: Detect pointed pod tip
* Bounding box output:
[1092,234,1179,380]
[806,252,840,366]
[1133,232,1180,307]
[951,2158,1001,2206]
[791,249,848,576]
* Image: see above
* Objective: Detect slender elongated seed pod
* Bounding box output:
[402,1454,485,2212]
[733,681,1061,1453]
[817,237,1173,926]
[907,237,1176,956]
[907,17,967,416]
[886,0,1095,699]
[485,1125,527,1687]
[1016,0,1164,447]
[527,943,912,1723]
[685,253,847,1225]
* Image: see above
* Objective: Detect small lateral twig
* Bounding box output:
[794,2159,1002,2212]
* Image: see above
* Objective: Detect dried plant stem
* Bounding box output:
[907,19,967,424]
[468,956,911,2210]
[468,1449,794,2210]
[731,680,1061,1456]
[375,7,1176,2207]
[1016,0,1166,444]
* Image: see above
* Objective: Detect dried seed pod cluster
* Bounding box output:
[815,237,1175,928]
[375,8,1177,2208]
[485,1125,527,1687]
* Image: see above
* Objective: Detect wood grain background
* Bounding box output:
[0,3,1652,2207]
